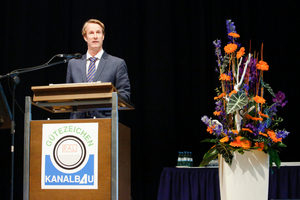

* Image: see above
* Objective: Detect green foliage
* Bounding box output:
[215,87,222,96]
[267,148,281,168]
[216,143,233,165]
[200,138,235,167]
[201,138,216,143]
[221,54,229,73]
[271,116,283,128]
[261,78,276,97]
[199,147,218,167]
[247,101,257,115]
[277,142,287,148]
[199,138,218,166]
[226,91,249,114]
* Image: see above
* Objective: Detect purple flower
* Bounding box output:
[201,116,211,126]
[245,123,258,136]
[226,20,236,44]
[273,91,288,107]
[213,39,223,67]
[226,19,241,46]
[214,124,223,137]
[220,111,227,118]
[226,19,236,35]
[215,100,223,107]
[269,103,278,113]
[247,57,258,90]
[213,39,222,49]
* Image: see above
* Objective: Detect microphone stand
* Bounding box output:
[0,56,73,200]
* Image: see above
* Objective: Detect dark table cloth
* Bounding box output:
[157,166,300,200]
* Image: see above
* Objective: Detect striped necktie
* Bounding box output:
[87,57,97,82]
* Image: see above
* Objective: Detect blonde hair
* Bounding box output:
[82,19,105,37]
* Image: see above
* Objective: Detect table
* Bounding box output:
[157,165,300,200]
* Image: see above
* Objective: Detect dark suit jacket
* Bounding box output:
[66,51,131,118]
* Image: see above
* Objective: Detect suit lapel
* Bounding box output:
[79,54,88,82]
[93,51,108,82]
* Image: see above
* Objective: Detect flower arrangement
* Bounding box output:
[200,19,289,168]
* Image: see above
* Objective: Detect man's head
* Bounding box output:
[82,19,105,55]
[82,19,105,37]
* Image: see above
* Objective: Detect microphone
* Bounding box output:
[57,53,82,59]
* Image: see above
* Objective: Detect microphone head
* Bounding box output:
[74,53,82,59]
[57,53,82,59]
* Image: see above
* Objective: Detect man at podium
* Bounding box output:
[66,19,131,119]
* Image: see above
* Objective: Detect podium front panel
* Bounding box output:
[29,119,130,200]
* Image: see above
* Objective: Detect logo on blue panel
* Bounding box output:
[44,135,95,185]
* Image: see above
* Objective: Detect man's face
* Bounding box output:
[84,23,104,51]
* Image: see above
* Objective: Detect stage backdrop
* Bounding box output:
[1,0,299,199]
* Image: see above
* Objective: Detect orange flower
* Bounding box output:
[253,95,266,104]
[241,139,252,150]
[244,114,263,121]
[256,61,269,71]
[251,117,263,121]
[255,142,264,151]
[242,128,253,133]
[236,47,245,59]
[259,131,268,137]
[258,111,269,118]
[207,126,215,134]
[213,111,221,116]
[231,129,239,135]
[211,145,216,149]
[230,136,242,147]
[228,32,240,38]
[214,93,226,100]
[229,136,252,149]
[229,89,237,97]
[244,114,253,120]
[224,43,238,54]
[220,136,229,143]
[267,130,282,143]
[219,73,231,81]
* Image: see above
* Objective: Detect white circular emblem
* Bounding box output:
[52,135,87,173]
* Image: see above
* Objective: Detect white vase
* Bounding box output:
[218,150,269,200]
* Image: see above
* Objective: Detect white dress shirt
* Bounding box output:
[85,49,104,75]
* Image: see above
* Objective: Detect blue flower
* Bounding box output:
[276,130,290,139]
[257,121,268,133]
[213,124,223,137]
[243,84,249,91]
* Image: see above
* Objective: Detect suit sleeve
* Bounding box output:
[115,60,131,100]
[66,62,74,83]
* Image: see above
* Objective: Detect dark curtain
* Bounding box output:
[0,0,299,199]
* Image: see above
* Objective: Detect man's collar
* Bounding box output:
[86,49,104,60]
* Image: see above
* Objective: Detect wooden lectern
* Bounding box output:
[23,82,134,200]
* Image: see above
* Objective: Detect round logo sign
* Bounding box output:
[52,135,87,173]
